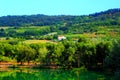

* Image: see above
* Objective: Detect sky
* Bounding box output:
[0,0,120,16]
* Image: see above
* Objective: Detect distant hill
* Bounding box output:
[89,8,120,25]
[0,8,120,27]
[0,14,77,26]
[90,8,120,17]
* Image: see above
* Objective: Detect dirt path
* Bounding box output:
[0,62,40,68]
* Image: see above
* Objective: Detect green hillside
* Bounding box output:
[0,8,120,40]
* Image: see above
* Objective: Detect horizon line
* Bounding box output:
[0,8,120,17]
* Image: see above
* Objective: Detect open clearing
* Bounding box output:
[23,40,53,44]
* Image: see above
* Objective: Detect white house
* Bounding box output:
[58,36,66,41]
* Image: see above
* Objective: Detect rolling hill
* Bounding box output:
[0,8,120,27]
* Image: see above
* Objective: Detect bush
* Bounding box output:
[0,56,13,62]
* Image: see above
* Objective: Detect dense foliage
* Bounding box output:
[0,39,112,69]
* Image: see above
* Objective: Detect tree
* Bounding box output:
[75,37,88,68]
[104,40,120,79]
[76,41,96,69]
[0,43,5,56]
[81,43,96,69]
[52,43,64,65]
[30,44,41,60]
[95,42,111,69]
[104,40,120,71]
[16,44,36,65]
[45,43,64,66]
[3,43,15,59]
[38,44,48,64]
[25,46,36,64]
[60,41,76,68]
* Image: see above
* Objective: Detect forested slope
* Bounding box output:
[0,8,120,27]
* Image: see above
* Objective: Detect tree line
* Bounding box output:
[0,38,117,70]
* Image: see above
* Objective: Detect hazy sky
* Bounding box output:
[0,0,120,16]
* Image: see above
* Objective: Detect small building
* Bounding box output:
[58,36,66,41]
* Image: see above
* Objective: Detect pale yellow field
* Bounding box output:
[23,40,53,44]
